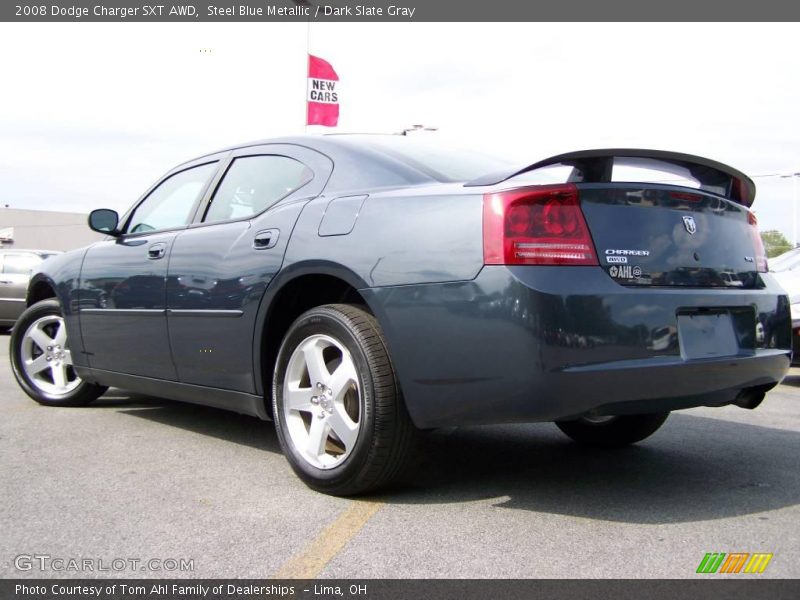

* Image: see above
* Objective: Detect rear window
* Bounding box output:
[354,136,514,182]
[611,160,705,190]
[511,164,574,185]
[507,157,728,196]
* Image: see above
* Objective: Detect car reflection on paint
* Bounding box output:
[649,325,678,352]
[720,271,745,287]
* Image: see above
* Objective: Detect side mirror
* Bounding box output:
[88,209,120,236]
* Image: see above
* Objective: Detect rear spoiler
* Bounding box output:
[465,148,756,207]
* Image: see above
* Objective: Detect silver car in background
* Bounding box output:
[0,250,61,327]
[770,247,800,363]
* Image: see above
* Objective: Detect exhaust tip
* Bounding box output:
[732,387,768,410]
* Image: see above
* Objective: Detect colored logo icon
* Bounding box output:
[696,552,773,574]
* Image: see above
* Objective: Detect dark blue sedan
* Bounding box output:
[9,135,792,494]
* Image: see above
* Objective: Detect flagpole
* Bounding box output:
[304,6,311,134]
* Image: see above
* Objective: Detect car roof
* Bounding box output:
[180,133,405,164]
[172,134,513,194]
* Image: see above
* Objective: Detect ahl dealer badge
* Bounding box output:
[609,265,643,279]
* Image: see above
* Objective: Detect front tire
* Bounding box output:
[272,304,414,495]
[555,412,669,447]
[10,299,107,407]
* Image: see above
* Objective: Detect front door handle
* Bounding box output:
[147,242,167,260]
[253,229,279,250]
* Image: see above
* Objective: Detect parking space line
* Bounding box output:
[271,500,383,579]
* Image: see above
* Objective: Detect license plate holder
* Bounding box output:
[677,311,739,360]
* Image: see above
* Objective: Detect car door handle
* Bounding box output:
[0,279,11,284]
[147,242,167,260]
[253,229,279,250]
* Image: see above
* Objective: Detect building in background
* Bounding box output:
[0,208,104,251]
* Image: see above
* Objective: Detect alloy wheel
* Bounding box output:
[282,334,361,469]
[20,315,80,397]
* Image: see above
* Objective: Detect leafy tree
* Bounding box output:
[761,229,792,258]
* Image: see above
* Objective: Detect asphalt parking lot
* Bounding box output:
[1,331,799,579]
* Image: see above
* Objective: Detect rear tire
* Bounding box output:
[10,299,107,407]
[272,304,415,496]
[555,412,669,447]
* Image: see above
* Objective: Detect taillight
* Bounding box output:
[747,211,768,273]
[483,184,598,266]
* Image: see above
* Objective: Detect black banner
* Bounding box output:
[2,0,800,22]
[4,579,800,600]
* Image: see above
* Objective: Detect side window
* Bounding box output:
[203,155,313,223]
[3,253,42,275]
[127,162,217,234]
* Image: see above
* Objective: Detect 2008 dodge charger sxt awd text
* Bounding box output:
[9,135,792,494]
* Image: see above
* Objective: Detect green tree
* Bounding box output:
[761,229,792,258]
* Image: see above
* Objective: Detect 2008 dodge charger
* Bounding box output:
[9,135,792,494]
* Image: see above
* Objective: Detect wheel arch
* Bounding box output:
[27,274,58,307]
[253,261,379,407]
[9,293,106,406]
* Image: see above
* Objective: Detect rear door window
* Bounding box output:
[203,155,313,223]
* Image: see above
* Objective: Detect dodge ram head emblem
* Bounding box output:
[682,216,697,234]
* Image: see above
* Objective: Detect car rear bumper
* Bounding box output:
[364,266,792,428]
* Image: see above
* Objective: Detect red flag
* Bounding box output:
[307,54,339,127]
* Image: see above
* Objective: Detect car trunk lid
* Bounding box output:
[579,183,764,288]
[472,148,766,288]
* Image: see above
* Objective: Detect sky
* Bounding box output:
[1,22,799,241]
